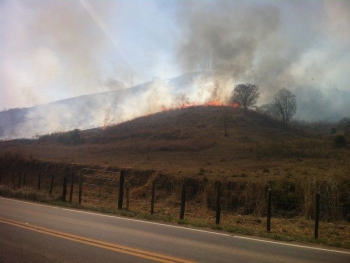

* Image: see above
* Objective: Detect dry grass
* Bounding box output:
[1,106,348,182]
[0,106,349,248]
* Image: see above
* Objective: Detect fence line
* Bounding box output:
[0,165,347,240]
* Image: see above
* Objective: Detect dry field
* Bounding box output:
[0,106,349,247]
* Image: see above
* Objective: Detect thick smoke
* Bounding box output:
[1,0,350,140]
[0,73,228,139]
[176,0,350,107]
[177,2,280,76]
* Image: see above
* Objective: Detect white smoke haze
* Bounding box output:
[176,1,350,94]
[0,73,238,139]
[175,0,350,121]
[0,0,349,139]
[99,73,235,126]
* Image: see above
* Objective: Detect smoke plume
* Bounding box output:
[1,0,350,140]
[175,1,350,104]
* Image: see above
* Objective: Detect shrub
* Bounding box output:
[334,135,347,148]
[57,129,84,145]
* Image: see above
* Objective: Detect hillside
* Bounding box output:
[0,72,213,140]
[1,105,348,180]
[0,82,150,140]
[2,71,349,141]
[1,105,350,242]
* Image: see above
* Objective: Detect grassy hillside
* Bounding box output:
[1,106,349,247]
[1,105,348,180]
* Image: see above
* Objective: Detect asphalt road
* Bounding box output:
[0,197,349,263]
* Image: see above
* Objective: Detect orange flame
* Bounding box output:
[232,102,239,108]
[162,101,239,112]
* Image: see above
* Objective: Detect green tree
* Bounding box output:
[232,83,260,114]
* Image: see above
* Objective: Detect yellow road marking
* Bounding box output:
[0,217,196,263]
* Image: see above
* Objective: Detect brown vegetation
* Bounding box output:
[0,106,349,247]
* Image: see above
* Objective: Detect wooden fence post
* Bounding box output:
[118,169,125,210]
[62,176,67,202]
[180,183,186,220]
[224,113,228,137]
[38,171,41,190]
[79,171,83,205]
[23,173,26,187]
[216,183,221,225]
[314,193,320,239]
[12,171,15,188]
[151,180,156,214]
[69,173,74,203]
[18,172,22,189]
[49,174,54,194]
[99,177,102,203]
[267,189,272,231]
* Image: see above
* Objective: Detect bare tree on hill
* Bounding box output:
[273,88,297,125]
[231,83,260,114]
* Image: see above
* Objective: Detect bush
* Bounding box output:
[334,135,347,148]
[338,117,350,129]
[57,129,84,145]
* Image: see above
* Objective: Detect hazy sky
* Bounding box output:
[1,0,349,110]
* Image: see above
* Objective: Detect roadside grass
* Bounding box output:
[0,185,51,203]
[1,185,349,249]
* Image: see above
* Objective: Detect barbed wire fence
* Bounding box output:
[80,168,120,206]
[0,162,349,240]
